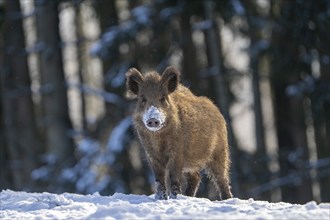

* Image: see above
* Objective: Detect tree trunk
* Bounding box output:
[94,0,118,76]
[271,83,313,203]
[250,57,271,200]
[314,21,330,202]
[2,0,41,190]
[180,6,199,93]
[269,0,314,204]
[0,11,10,190]
[312,69,330,203]
[35,0,75,172]
[311,93,330,202]
[242,0,271,200]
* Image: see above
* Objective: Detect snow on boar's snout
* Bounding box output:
[143,105,166,131]
[125,66,233,201]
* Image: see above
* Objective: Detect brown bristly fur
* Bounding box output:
[126,66,232,200]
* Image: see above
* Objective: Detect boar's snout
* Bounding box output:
[142,105,166,132]
[146,118,160,128]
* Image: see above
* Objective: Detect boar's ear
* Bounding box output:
[161,66,180,94]
[126,68,143,98]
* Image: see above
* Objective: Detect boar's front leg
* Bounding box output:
[168,158,183,199]
[151,161,168,200]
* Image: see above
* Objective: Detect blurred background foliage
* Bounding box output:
[0,0,329,204]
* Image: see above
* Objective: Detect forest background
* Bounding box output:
[1,0,329,204]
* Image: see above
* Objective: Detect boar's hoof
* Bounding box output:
[169,193,177,199]
[155,182,167,200]
[169,185,180,199]
[155,191,168,200]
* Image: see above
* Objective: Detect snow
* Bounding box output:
[1,190,329,220]
[142,106,166,132]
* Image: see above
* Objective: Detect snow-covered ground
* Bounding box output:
[1,190,329,219]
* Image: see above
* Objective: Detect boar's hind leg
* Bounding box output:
[184,171,201,197]
[206,155,233,200]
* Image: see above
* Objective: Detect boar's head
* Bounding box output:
[126,66,180,132]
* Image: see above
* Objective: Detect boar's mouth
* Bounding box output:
[142,106,166,132]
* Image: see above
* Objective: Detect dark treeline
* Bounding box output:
[0,0,329,204]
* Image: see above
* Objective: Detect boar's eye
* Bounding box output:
[141,95,147,104]
[160,95,166,103]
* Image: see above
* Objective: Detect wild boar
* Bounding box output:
[125,66,232,200]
